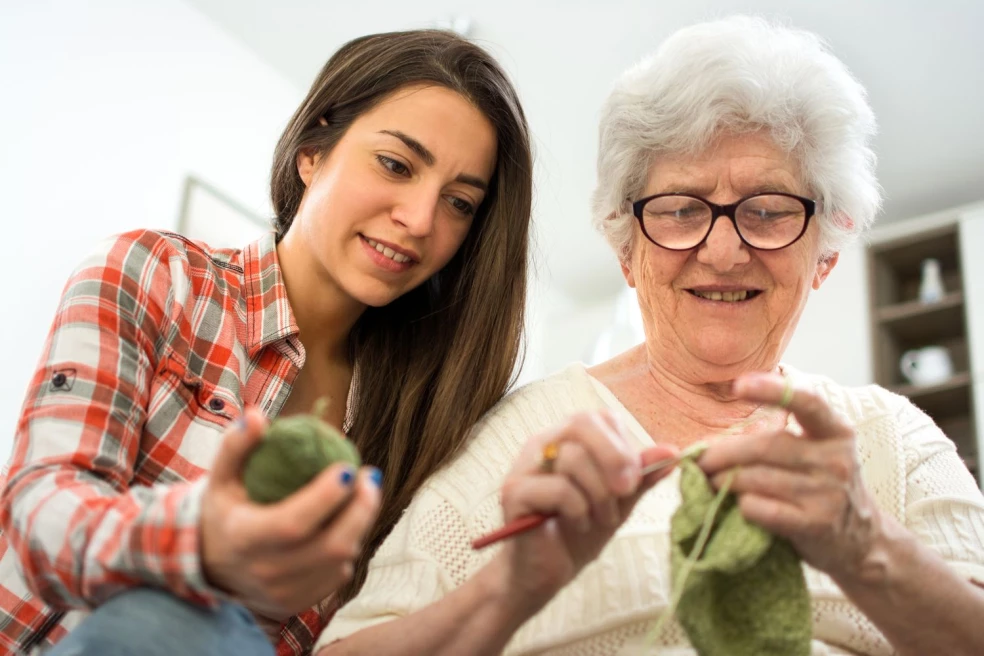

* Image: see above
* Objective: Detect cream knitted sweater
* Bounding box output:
[318,364,984,655]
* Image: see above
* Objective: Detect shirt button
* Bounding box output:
[52,372,67,388]
[208,398,225,412]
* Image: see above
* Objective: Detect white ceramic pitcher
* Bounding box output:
[899,346,953,387]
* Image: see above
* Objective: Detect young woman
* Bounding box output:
[0,29,532,656]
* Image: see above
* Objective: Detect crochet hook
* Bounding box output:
[470,444,703,550]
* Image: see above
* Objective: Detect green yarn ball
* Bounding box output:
[243,400,361,504]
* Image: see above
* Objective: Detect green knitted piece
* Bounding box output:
[242,401,361,504]
[669,460,811,656]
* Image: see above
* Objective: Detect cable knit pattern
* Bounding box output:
[318,364,984,655]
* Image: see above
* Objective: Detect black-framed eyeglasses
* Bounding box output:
[630,192,816,251]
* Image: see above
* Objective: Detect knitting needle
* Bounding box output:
[470,443,706,550]
[470,379,792,550]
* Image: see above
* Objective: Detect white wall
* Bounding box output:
[0,0,301,458]
[782,242,872,387]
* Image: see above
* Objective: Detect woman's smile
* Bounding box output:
[359,234,418,273]
[684,287,764,304]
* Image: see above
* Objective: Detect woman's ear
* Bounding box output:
[832,210,855,232]
[620,258,636,288]
[617,225,638,288]
[296,148,320,188]
[813,252,840,290]
[298,119,330,187]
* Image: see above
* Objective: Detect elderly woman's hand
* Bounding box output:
[698,373,882,582]
[494,411,676,608]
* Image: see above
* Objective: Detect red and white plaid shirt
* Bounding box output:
[0,229,326,655]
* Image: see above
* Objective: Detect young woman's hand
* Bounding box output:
[494,411,676,610]
[200,408,381,621]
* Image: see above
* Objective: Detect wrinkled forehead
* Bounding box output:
[639,130,808,197]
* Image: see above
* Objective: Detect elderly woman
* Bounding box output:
[315,16,984,656]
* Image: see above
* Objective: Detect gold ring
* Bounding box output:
[539,442,560,474]
[779,377,794,408]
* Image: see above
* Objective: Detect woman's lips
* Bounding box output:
[359,235,415,273]
[686,289,763,303]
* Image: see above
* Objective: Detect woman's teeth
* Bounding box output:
[691,290,753,302]
[365,237,412,264]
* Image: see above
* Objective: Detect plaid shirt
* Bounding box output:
[0,229,326,655]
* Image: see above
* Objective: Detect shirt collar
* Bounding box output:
[241,231,300,359]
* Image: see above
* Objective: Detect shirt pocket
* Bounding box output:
[140,350,244,481]
[150,350,241,427]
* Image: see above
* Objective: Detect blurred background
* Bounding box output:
[2,0,983,467]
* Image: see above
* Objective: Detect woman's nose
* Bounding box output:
[695,215,751,271]
[391,191,439,238]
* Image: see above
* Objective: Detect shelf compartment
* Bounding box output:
[876,291,963,324]
[891,372,973,418]
[869,224,962,308]
[876,293,966,345]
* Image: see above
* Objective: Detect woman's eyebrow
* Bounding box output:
[379,130,435,166]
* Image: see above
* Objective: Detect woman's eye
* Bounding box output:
[377,155,410,176]
[448,196,476,217]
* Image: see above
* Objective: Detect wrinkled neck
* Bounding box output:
[589,345,785,447]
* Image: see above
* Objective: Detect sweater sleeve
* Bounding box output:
[894,395,984,581]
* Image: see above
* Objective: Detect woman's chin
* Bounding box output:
[685,341,763,370]
[357,291,400,308]
[351,279,416,308]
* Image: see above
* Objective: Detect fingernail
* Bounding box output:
[340,468,354,486]
[234,416,247,431]
[368,467,382,488]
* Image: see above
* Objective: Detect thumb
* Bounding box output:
[209,407,269,485]
[618,445,677,515]
[638,445,679,489]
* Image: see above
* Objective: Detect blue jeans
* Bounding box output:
[48,587,275,656]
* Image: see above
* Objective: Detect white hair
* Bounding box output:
[592,16,882,259]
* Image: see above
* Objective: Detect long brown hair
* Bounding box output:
[270,30,533,603]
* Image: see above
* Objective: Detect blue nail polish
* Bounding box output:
[368,467,383,488]
[340,468,354,486]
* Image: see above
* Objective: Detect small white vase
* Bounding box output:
[919,258,945,304]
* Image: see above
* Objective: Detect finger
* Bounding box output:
[617,445,678,517]
[698,429,813,476]
[595,408,626,438]
[244,462,359,548]
[737,493,807,539]
[639,445,679,485]
[733,373,851,440]
[560,411,639,495]
[713,465,819,506]
[210,407,269,485]
[554,441,620,527]
[259,469,382,596]
[317,467,382,559]
[510,411,635,487]
[501,474,591,530]
[262,560,354,617]
[510,423,571,477]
